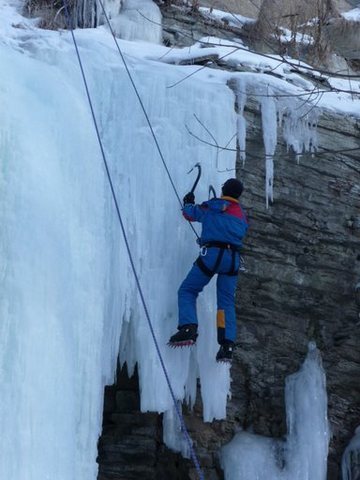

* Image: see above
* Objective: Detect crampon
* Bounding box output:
[168,324,198,348]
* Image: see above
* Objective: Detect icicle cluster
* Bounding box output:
[235,80,320,208]
[278,99,319,162]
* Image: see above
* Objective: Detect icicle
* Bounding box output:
[163,403,192,459]
[265,155,274,207]
[260,88,277,208]
[236,78,247,166]
[341,426,360,480]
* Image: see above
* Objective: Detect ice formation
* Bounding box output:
[342,426,360,480]
[108,0,162,43]
[163,403,192,459]
[236,78,247,165]
[73,0,162,42]
[234,80,319,207]
[221,342,330,480]
[260,88,277,207]
[278,99,319,161]
[74,0,122,28]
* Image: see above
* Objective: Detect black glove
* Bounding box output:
[183,192,195,205]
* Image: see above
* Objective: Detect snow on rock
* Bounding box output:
[343,7,360,21]
[199,7,255,29]
[221,342,330,480]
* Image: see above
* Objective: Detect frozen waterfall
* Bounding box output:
[1,0,358,478]
[0,4,236,479]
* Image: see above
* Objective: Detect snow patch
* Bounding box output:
[342,7,360,21]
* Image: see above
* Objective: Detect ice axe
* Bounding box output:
[208,185,216,199]
[187,162,202,194]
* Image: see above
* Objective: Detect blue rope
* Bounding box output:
[61,3,204,480]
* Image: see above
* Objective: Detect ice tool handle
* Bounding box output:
[187,162,202,194]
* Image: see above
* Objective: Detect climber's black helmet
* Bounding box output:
[222,178,244,199]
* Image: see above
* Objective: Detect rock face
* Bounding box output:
[231,98,360,479]
[323,18,360,62]
[97,4,360,480]
[98,366,193,480]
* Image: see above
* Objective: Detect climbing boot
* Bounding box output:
[168,324,198,347]
[216,341,234,363]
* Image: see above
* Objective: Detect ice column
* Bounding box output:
[285,341,330,480]
[221,342,330,480]
[261,89,277,208]
[341,427,360,480]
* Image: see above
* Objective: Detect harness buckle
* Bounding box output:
[239,256,246,272]
[200,246,207,256]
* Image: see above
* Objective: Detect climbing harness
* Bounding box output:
[60,2,204,479]
[196,242,240,277]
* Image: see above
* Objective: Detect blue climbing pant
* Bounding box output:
[178,247,240,344]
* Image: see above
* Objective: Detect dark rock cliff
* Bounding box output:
[97,4,360,480]
[229,98,360,480]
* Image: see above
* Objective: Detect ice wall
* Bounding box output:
[0,15,236,480]
[221,342,330,480]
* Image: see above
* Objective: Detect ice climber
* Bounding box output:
[168,178,248,363]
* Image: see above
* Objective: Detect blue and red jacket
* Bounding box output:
[182,196,248,248]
